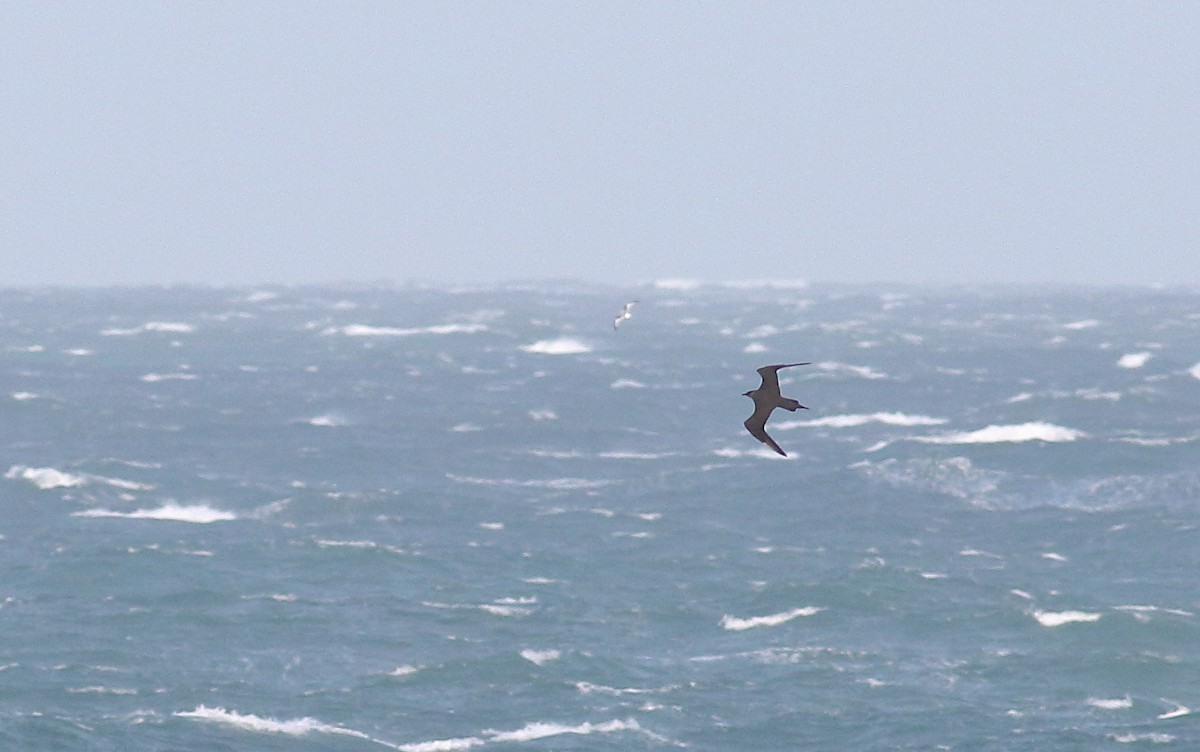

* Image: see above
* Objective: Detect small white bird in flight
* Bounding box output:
[743,362,811,456]
[613,300,638,330]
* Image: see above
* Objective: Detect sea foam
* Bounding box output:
[914,422,1087,444]
[775,412,947,430]
[73,503,237,523]
[330,323,487,337]
[519,338,591,355]
[175,706,386,745]
[102,321,195,336]
[721,607,824,631]
[1031,610,1102,627]
[6,465,86,490]
[1117,352,1153,369]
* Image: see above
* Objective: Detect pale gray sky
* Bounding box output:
[2,2,1197,287]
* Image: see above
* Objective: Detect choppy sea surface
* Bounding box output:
[3,282,1200,750]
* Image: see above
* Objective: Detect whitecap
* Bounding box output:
[1115,605,1195,623]
[1088,696,1132,710]
[1117,352,1153,369]
[73,503,236,523]
[103,322,195,336]
[6,465,87,490]
[11,392,40,401]
[390,665,421,677]
[520,649,560,665]
[332,323,487,337]
[528,409,557,421]
[315,539,378,549]
[447,474,611,490]
[175,706,383,744]
[746,324,780,338]
[1109,732,1175,744]
[720,606,824,631]
[815,361,888,379]
[479,603,534,617]
[1063,319,1101,330]
[1188,362,1200,381]
[140,372,198,383]
[306,414,346,427]
[487,719,648,744]
[68,685,137,695]
[610,378,646,389]
[742,342,769,354]
[775,412,947,430]
[575,681,670,696]
[711,447,793,460]
[1157,701,1191,720]
[1108,734,1176,748]
[519,337,591,355]
[914,421,1086,444]
[1031,610,1102,627]
[399,737,483,751]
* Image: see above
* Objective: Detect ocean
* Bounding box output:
[2,281,1199,750]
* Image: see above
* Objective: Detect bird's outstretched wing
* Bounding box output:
[744,407,787,457]
[755,362,811,393]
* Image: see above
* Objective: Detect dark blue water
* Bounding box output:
[2,283,1199,749]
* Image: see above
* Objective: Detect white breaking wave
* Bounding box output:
[711,447,793,460]
[914,422,1087,445]
[447,474,612,490]
[176,706,391,746]
[1109,733,1176,744]
[398,718,654,751]
[815,361,888,379]
[1188,362,1200,381]
[1117,351,1153,369]
[102,321,196,336]
[73,503,237,523]
[1157,701,1191,720]
[6,465,86,489]
[721,607,824,631]
[6,465,153,492]
[520,649,561,666]
[1088,696,1132,710]
[1031,610,1102,627]
[140,372,198,383]
[329,323,487,337]
[610,378,646,389]
[305,414,347,427]
[519,337,591,355]
[775,412,947,430]
[1062,319,1101,330]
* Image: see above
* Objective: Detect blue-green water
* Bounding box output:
[2,283,1199,750]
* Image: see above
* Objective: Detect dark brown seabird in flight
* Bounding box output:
[742,363,811,456]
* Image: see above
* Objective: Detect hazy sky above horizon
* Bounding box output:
[2,2,1198,288]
